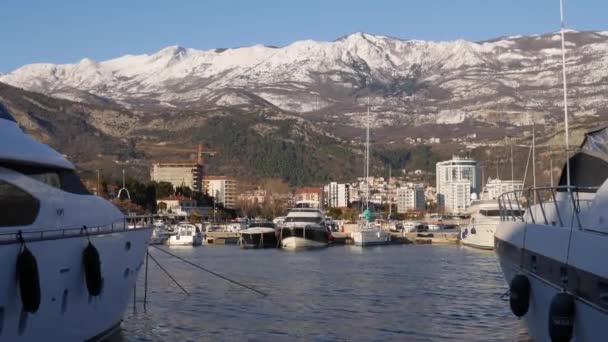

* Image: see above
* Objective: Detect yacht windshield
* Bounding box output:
[284,216,323,223]
[1,163,90,195]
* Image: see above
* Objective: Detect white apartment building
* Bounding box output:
[150,162,203,192]
[396,184,425,213]
[203,176,237,209]
[446,181,472,213]
[482,178,524,200]
[324,182,350,208]
[436,156,481,213]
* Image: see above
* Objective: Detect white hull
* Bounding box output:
[352,229,391,246]
[281,236,327,250]
[166,235,202,246]
[0,228,151,341]
[460,224,495,250]
[496,219,608,341]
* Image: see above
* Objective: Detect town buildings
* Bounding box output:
[324,182,350,208]
[294,187,323,208]
[203,176,237,209]
[436,156,481,213]
[150,162,203,192]
[396,183,426,213]
[482,178,524,200]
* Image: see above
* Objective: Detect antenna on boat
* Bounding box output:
[559,0,571,188]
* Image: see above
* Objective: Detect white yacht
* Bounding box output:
[496,126,608,341]
[460,200,503,250]
[279,208,331,250]
[166,223,203,246]
[0,112,151,340]
[496,4,608,339]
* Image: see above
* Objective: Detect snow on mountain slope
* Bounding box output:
[2,31,608,128]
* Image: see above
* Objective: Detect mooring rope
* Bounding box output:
[150,245,267,297]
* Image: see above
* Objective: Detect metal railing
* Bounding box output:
[497,186,599,230]
[0,215,153,245]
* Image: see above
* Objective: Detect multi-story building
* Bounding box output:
[436,156,481,213]
[324,182,350,208]
[446,181,472,213]
[150,162,203,192]
[396,184,425,213]
[482,178,524,200]
[203,176,237,209]
[294,187,323,208]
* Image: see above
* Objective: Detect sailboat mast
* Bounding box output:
[559,0,571,188]
[366,95,370,210]
[388,165,391,219]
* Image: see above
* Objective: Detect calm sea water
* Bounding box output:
[114,244,528,341]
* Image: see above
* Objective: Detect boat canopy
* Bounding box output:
[558,126,608,190]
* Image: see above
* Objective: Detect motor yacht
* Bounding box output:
[0,112,151,341]
[166,223,203,246]
[239,221,278,248]
[279,208,331,250]
[460,200,504,250]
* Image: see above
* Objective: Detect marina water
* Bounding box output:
[115,245,528,341]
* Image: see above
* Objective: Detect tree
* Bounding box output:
[154,181,174,199]
[327,207,342,220]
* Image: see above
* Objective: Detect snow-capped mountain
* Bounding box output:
[2,31,608,129]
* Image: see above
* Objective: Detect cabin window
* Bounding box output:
[0,180,40,227]
[0,163,90,195]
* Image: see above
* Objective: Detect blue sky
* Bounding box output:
[1,0,606,72]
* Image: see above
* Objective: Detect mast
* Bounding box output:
[366,95,370,210]
[510,137,514,184]
[559,0,571,188]
[532,123,536,190]
[388,165,392,219]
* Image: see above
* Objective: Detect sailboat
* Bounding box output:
[351,95,391,246]
[495,1,608,340]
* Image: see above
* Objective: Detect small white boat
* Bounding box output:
[351,224,391,246]
[167,223,203,246]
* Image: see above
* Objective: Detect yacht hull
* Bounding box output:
[281,236,327,250]
[460,225,495,250]
[352,230,391,246]
[0,228,151,341]
[495,221,608,342]
[167,235,202,246]
[240,231,278,249]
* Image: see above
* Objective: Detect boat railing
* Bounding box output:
[0,215,153,245]
[497,186,599,231]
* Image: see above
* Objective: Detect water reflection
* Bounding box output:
[116,245,529,341]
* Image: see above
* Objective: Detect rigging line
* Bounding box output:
[147,251,190,296]
[150,245,267,297]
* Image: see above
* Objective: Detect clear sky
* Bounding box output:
[1,0,606,72]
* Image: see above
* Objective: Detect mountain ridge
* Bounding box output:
[2,30,607,135]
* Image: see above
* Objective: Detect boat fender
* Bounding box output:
[548,292,575,342]
[509,274,530,317]
[17,245,41,313]
[471,227,476,234]
[83,242,103,296]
